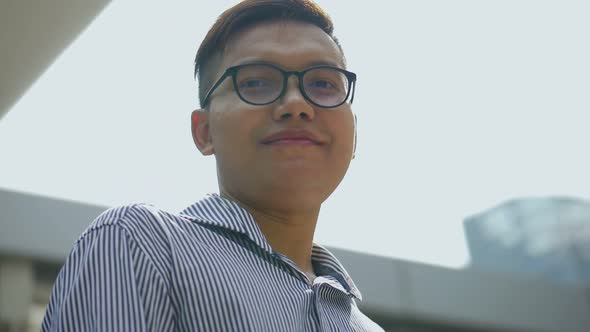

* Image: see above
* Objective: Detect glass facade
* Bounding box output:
[464,197,590,286]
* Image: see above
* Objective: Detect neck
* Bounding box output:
[221,191,320,274]
[251,208,319,273]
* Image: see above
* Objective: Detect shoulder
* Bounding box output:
[65,203,192,278]
[44,206,178,331]
[78,203,190,248]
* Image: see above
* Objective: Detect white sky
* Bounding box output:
[1,0,589,268]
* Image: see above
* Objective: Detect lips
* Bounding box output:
[260,129,324,146]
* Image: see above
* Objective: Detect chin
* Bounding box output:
[267,183,334,207]
[265,195,326,214]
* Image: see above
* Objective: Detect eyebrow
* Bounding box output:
[233,59,344,69]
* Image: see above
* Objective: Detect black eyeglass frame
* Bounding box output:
[202,63,357,109]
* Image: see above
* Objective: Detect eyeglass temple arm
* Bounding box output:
[350,80,356,104]
[203,71,231,107]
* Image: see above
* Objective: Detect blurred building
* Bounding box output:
[464,197,590,286]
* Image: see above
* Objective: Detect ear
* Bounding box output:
[352,113,357,159]
[191,110,214,155]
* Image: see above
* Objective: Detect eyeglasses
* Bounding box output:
[202,63,357,109]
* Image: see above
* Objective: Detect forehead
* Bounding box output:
[221,20,344,70]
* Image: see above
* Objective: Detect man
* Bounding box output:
[42,0,383,331]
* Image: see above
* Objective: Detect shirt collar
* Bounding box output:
[311,243,363,300]
[179,193,362,300]
[179,193,273,253]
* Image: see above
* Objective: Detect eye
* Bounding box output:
[308,80,336,89]
[239,79,269,89]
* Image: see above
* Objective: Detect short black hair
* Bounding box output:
[194,0,343,108]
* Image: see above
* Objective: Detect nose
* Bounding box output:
[272,75,315,121]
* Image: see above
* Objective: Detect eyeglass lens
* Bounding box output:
[235,65,349,107]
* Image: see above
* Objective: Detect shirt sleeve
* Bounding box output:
[41,215,175,331]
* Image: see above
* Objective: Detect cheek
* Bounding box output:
[328,114,355,158]
[209,111,262,165]
[213,119,245,153]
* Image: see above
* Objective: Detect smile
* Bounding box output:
[263,138,319,146]
[260,128,325,146]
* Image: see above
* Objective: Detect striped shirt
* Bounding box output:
[42,194,384,331]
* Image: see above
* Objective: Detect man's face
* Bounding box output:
[192,20,355,213]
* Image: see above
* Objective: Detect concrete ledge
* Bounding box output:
[331,246,590,332]
[0,0,111,118]
[0,188,105,262]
